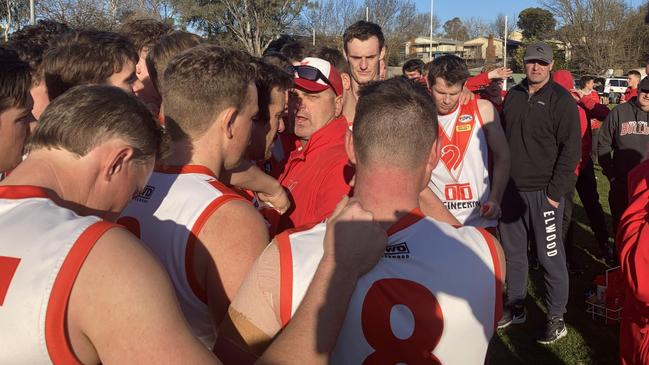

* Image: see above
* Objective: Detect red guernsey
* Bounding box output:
[277,116,353,232]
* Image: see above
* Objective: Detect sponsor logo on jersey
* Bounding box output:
[459,114,473,123]
[133,185,155,203]
[456,124,472,132]
[384,242,410,259]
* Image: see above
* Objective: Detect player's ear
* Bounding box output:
[218,105,238,140]
[345,129,356,165]
[427,138,440,171]
[342,73,351,91]
[334,93,343,117]
[106,146,135,180]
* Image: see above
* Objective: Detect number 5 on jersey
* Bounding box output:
[361,278,444,365]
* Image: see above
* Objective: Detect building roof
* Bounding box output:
[409,36,464,46]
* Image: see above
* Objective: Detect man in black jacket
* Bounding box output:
[598,76,649,233]
[497,42,581,344]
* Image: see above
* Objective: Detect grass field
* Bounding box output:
[487,163,620,365]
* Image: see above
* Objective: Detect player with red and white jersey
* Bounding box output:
[420,55,510,231]
[0,85,220,364]
[1,84,390,364]
[119,45,272,348]
[214,77,505,364]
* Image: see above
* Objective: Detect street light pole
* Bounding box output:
[30,0,35,25]
[429,0,433,61]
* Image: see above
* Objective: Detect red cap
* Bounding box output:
[294,57,343,96]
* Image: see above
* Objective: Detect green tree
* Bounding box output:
[517,7,556,40]
[173,0,308,56]
[443,17,468,41]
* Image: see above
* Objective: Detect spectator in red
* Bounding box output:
[621,70,641,103]
[465,65,512,92]
[618,156,649,365]
[473,64,510,114]
[277,57,353,232]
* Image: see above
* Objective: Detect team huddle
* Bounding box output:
[0,15,647,365]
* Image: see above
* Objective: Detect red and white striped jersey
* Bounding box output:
[276,209,502,364]
[0,185,115,364]
[119,165,245,348]
[429,98,496,228]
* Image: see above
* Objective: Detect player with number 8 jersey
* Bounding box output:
[214,77,505,364]
[278,211,501,364]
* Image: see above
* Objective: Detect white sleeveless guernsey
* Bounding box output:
[119,165,244,348]
[0,185,115,365]
[429,98,495,228]
[276,209,502,365]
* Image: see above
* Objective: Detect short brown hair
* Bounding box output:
[402,58,425,74]
[146,31,203,93]
[354,77,437,168]
[119,17,172,52]
[161,44,255,140]
[7,19,71,83]
[628,70,642,78]
[427,55,470,87]
[252,59,293,124]
[28,85,166,161]
[0,47,32,113]
[343,21,385,53]
[42,30,138,100]
[311,46,351,75]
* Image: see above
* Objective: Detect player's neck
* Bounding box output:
[2,152,103,217]
[353,167,422,232]
[163,137,224,178]
[342,93,356,123]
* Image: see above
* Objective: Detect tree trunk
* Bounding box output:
[5,0,11,42]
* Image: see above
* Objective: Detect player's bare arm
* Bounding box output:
[478,99,511,219]
[419,187,462,225]
[216,197,388,364]
[68,227,218,365]
[194,199,269,344]
[220,160,290,214]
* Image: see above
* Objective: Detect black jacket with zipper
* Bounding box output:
[501,78,581,202]
[598,98,649,183]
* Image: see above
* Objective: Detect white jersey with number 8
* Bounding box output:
[276,209,502,364]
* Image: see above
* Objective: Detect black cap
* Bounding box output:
[639,76,649,92]
[524,42,553,64]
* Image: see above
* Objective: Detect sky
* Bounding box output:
[414,0,647,25]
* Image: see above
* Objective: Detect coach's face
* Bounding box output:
[291,87,341,142]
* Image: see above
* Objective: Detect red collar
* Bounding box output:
[295,116,348,158]
[0,185,50,199]
[154,165,216,177]
[387,208,425,236]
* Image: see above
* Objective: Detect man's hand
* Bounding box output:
[459,87,476,105]
[257,183,290,214]
[480,200,502,219]
[547,197,560,208]
[322,196,387,277]
[487,67,513,80]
